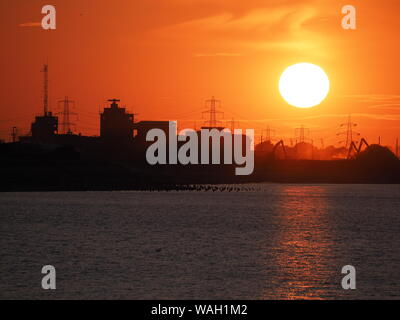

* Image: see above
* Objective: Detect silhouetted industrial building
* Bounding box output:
[31,113,58,143]
[100,99,135,142]
[30,64,58,143]
[134,121,170,143]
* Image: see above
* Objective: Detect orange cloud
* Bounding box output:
[195,53,242,57]
[19,22,41,27]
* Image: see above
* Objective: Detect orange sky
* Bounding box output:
[1,0,400,148]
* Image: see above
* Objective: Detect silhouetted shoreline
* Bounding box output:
[1,142,400,192]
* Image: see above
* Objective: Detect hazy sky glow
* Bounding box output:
[1,0,400,147]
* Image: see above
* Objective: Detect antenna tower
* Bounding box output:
[11,126,18,142]
[42,64,49,116]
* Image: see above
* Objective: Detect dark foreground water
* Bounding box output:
[1,184,400,299]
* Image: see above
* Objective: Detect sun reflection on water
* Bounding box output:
[266,185,336,299]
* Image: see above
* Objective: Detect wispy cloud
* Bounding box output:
[368,103,400,111]
[19,22,41,27]
[343,94,400,111]
[352,113,400,121]
[344,94,400,102]
[194,52,242,57]
[235,113,400,124]
[287,113,400,122]
[297,112,400,122]
[152,4,328,55]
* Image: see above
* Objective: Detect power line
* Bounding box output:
[226,118,238,132]
[261,126,275,143]
[202,96,224,127]
[337,115,359,148]
[57,97,77,134]
[295,125,310,143]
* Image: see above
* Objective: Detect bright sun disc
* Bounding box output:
[279,63,330,108]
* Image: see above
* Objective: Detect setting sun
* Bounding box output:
[279,63,330,108]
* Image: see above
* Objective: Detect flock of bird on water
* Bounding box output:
[134,185,260,192]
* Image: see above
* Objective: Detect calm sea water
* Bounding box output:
[1,184,400,300]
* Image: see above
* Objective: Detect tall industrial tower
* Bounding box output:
[226,118,238,132]
[337,115,359,148]
[262,126,275,143]
[30,64,58,142]
[11,126,18,143]
[202,96,224,128]
[57,97,76,134]
[295,125,310,143]
[42,64,49,116]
